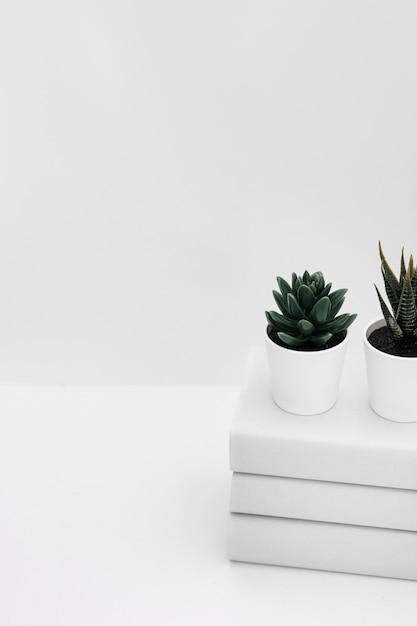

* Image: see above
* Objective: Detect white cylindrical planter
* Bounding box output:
[364,319,417,423]
[264,327,349,415]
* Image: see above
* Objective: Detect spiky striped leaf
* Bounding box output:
[400,248,407,283]
[411,265,417,297]
[375,285,403,340]
[382,271,400,315]
[406,254,414,286]
[406,255,417,297]
[379,242,401,313]
[396,273,417,337]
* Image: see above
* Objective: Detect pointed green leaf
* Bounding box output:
[278,332,307,347]
[329,288,347,303]
[266,310,297,332]
[297,319,315,336]
[328,288,347,317]
[302,270,311,284]
[315,272,325,293]
[265,311,274,327]
[291,272,297,291]
[321,313,357,334]
[309,297,331,325]
[277,276,292,298]
[272,290,290,316]
[292,272,302,292]
[297,284,315,312]
[340,312,357,329]
[287,293,305,320]
[318,283,332,298]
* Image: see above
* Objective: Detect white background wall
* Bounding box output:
[0,0,416,384]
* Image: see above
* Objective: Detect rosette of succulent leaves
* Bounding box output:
[266,270,357,348]
[375,242,417,345]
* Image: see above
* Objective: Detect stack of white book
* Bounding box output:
[228,347,417,580]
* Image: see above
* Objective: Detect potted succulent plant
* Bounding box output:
[265,270,357,415]
[364,242,417,422]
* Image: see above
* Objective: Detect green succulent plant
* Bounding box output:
[265,270,357,348]
[375,242,417,345]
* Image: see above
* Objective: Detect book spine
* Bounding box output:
[229,431,417,490]
[230,473,417,531]
[228,513,417,580]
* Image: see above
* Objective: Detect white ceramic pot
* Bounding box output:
[264,327,350,415]
[364,318,417,423]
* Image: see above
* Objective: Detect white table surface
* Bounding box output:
[0,380,415,625]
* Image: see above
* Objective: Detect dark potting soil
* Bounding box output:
[267,325,346,352]
[368,326,417,357]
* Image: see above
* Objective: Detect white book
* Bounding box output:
[230,472,417,531]
[228,513,417,580]
[230,347,417,490]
